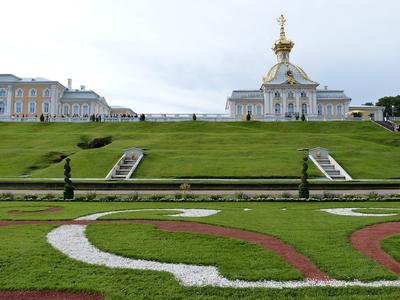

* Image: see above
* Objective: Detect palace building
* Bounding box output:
[0,75,131,118]
[226,15,384,121]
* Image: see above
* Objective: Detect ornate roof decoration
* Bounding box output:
[263,62,317,85]
[272,15,295,55]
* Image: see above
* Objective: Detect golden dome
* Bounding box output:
[273,15,295,54]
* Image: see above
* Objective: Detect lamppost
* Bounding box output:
[392,105,395,117]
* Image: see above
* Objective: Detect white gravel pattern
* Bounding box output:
[47,209,400,289]
[320,208,400,217]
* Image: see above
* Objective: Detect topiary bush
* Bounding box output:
[298,153,310,199]
[63,158,74,200]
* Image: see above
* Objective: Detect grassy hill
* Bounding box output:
[0,121,399,179]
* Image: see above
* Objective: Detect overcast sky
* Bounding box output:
[2,0,399,113]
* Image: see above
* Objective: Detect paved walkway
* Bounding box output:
[0,189,399,195]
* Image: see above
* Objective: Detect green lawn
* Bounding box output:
[0,201,400,299]
[0,121,399,179]
[382,234,400,262]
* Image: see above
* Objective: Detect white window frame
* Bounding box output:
[247,105,253,115]
[15,101,23,114]
[42,102,50,114]
[63,104,70,116]
[15,88,23,97]
[274,91,281,98]
[29,88,37,97]
[288,103,294,114]
[43,88,51,98]
[318,104,323,116]
[236,105,243,116]
[336,105,343,117]
[82,104,90,115]
[72,104,80,115]
[327,104,333,116]
[256,105,262,116]
[28,101,36,113]
[275,103,281,114]
[301,91,307,98]
[0,89,6,97]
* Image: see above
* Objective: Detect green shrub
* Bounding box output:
[85,192,97,201]
[281,192,293,199]
[63,158,74,200]
[298,153,309,199]
[139,114,146,121]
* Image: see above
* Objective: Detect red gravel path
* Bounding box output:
[0,291,103,300]
[0,219,329,281]
[8,206,63,215]
[351,222,400,275]
[136,220,329,281]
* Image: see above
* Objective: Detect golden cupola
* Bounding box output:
[273,15,295,63]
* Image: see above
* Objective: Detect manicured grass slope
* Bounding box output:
[382,234,400,262]
[0,202,400,299]
[0,121,399,179]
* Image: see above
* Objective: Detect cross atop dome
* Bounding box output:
[273,14,295,63]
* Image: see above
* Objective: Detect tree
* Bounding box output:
[246,112,251,121]
[139,114,146,121]
[39,114,45,122]
[63,158,74,200]
[192,113,197,121]
[301,113,306,122]
[298,153,310,199]
[363,102,374,106]
[376,95,400,117]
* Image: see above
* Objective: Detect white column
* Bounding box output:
[50,85,57,116]
[296,92,300,114]
[6,85,12,115]
[269,92,273,114]
[282,91,286,115]
[263,89,268,114]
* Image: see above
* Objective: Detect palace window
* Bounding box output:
[43,102,50,114]
[274,92,281,98]
[63,105,69,116]
[16,89,23,97]
[318,104,323,116]
[247,105,253,115]
[0,89,6,97]
[43,89,50,97]
[327,105,333,116]
[288,103,294,114]
[301,92,307,98]
[337,105,343,116]
[29,101,36,113]
[0,101,5,114]
[275,103,281,114]
[15,102,22,113]
[29,89,37,97]
[256,105,262,115]
[82,104,89,115]
[288,91,294,99]
[302,103,308,114]
[236,105,243,115]
[72,104,80,115]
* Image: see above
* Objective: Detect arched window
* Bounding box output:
[302,103,308,114]
[43,102,50,114]
[29,88,37,97]
[301,92,307,98]
[0,101,5,114]
[288,103,294,114]
[43,89,50,97]
[275,103,281,114]
[16,89,23,97]
[274,92,281,98]
[82,104,90,115]
[327,105,333,116]
[15,102,22,113]
[63,105,70,116]
[236,105,243,115]
[336,105,343,116]
[247,105,253,115]
[72,104,80,115]
[256,105,262,115]
[318,104,323,116]
[0,89,6,97]
[29,101,36,113]
[288,91,294,99]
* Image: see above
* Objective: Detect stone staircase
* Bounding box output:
[309,147,352,181]
[374,120,398,132]
[106,148,144,180]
